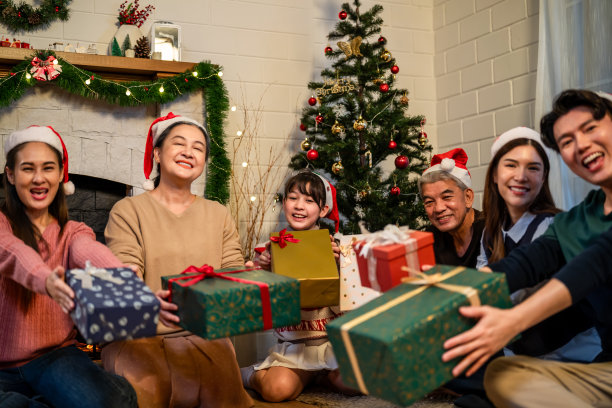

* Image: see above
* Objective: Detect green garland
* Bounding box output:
[0,50,231,204]
[0,0,71,32]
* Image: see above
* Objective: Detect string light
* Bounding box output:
[231,106,237,112]
[125,90,131,96]
[192,71,198,77]
[241,162,248,167]
[52,59,58,65]
[85,79,91,85]
[217,71,223,77]
[25,73,31,79]
[159,86,164,93]
[236,130,242,136]
[250,196,256,202]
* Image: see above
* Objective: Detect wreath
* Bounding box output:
[0,0,71,32]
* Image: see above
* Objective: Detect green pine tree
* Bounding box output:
[289,0,432,234]
[122,35,131,56]
[111,37,122,56]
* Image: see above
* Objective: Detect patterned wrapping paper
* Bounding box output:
[326,265,512,407]
[161,267,301,340]
[66,263,160,344]
[338,234,382,311]
[270,229,339,308]
[353,226,435,292]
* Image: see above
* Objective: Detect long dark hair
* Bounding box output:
[482,138,560,263]
[1,142,69,252]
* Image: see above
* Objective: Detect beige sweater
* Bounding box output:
[105,193,244,332]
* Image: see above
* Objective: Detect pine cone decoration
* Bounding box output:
[28,12,42,25]
[134,36,151,59]
[2,7,17,19]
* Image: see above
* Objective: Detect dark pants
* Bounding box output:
[0,345,137,408]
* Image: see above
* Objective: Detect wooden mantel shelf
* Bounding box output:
[0,48,196,82]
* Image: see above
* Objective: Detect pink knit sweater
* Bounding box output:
[0,212,122,369]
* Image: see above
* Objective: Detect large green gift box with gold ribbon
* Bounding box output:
[161,266,301,340]
[326,265,512,407]
[270,229,339,308]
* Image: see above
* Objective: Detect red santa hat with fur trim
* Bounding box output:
[143,112,209,190]
[422,148,472,188]
[4,125,75,195]
[314,172,340,233]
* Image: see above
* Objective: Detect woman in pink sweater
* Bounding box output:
[0,126,136,408]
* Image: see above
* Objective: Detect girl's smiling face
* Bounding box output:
[283,184,329,231]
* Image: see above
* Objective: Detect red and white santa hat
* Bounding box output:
[314,172,340,233]
[491,127,542,158]
[4,125,74,195]
[143,112,209,190]
[422,148,472,188]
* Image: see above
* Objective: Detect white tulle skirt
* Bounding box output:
[254,340,338,371]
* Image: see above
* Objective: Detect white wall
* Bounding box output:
[433,0,539,207]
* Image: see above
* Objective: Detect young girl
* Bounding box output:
[103,113,252,408]
[241,171,355,402]
[0,126,136,408]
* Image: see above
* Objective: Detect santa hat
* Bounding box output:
[491,127,542,158]
[4,126,74,195]
[314,172,340,233]
[422,148,472,189]
[143,112,209,190]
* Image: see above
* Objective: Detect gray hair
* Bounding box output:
[418,171,469,197]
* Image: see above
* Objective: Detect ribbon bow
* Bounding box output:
[167,264,274,331]
[401,268,481,307]
[71,261,126,290]
[270,228,300,249]
[355,225,409,258]
[30,55,62,81]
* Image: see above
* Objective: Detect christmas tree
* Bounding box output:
[289,0,432,234]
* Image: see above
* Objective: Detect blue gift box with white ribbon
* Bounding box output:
[66,262,160,344]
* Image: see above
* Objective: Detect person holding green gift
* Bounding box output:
[241,171,356,402]
[443,89,612,407]
[103,113,253,408]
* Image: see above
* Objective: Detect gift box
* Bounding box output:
[66,262,160,344]
[270,229,339,308]
[338,234,381,311]
[327,265,512,407]
[353,225,435,292]
[161,266,300,340]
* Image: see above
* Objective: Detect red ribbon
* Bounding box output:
[167,265,273,331]
[270,228,300,249]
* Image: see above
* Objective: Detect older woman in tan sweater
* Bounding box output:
[102,113,253,408]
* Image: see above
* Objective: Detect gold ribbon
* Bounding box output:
[339,266,480,395]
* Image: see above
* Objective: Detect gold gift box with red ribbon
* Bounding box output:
[353,225,435,292]
[270,229,339,308]
[327,265,512,407]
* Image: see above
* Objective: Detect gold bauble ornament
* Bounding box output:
[332,161,344,175]
[418,134,428,148]
[300,138,312,151]
[331,120,345,135]
[380,49,392,62]
[353,115,367,131]
[373,76,383,85]
[400,93,409,105]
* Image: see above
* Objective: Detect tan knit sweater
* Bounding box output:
[104,192,244,333]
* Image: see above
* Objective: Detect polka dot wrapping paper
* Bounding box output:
[66,264,160,344]
[327,265,512,407]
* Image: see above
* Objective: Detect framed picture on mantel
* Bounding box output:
[150,21,181,62]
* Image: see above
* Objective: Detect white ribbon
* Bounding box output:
[354,225,418,290]
[71,261,125,290]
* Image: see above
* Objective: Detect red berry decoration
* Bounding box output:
[390,186,401,196]
[388,140,397,150]
[379,83,389,93]
[324,46,333,54]
[378,36,386,45]
[300,123,307,131]
[339,10,347,20]
[391,65,399,74]
[315,114,324,124]
[395,155,409,169]
[308,97,317,106]
[307,149,319,161]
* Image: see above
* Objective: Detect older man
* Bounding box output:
[419,148,484,268]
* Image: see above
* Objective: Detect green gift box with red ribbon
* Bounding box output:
[161,266,301,339]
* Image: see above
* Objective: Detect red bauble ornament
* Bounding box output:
[324,46,333,54]
[315,114,324,124]
[378,36,386,44]
[390,186,401,196]
[391,65,399,74]
[388,140,397,150]
[300,123,307,131]
[379,83,389,93]
[421,132,428,138]
[395,155,409,169]
[308,97,317,106]
[307,149,319,160]
[339,10,347,20]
